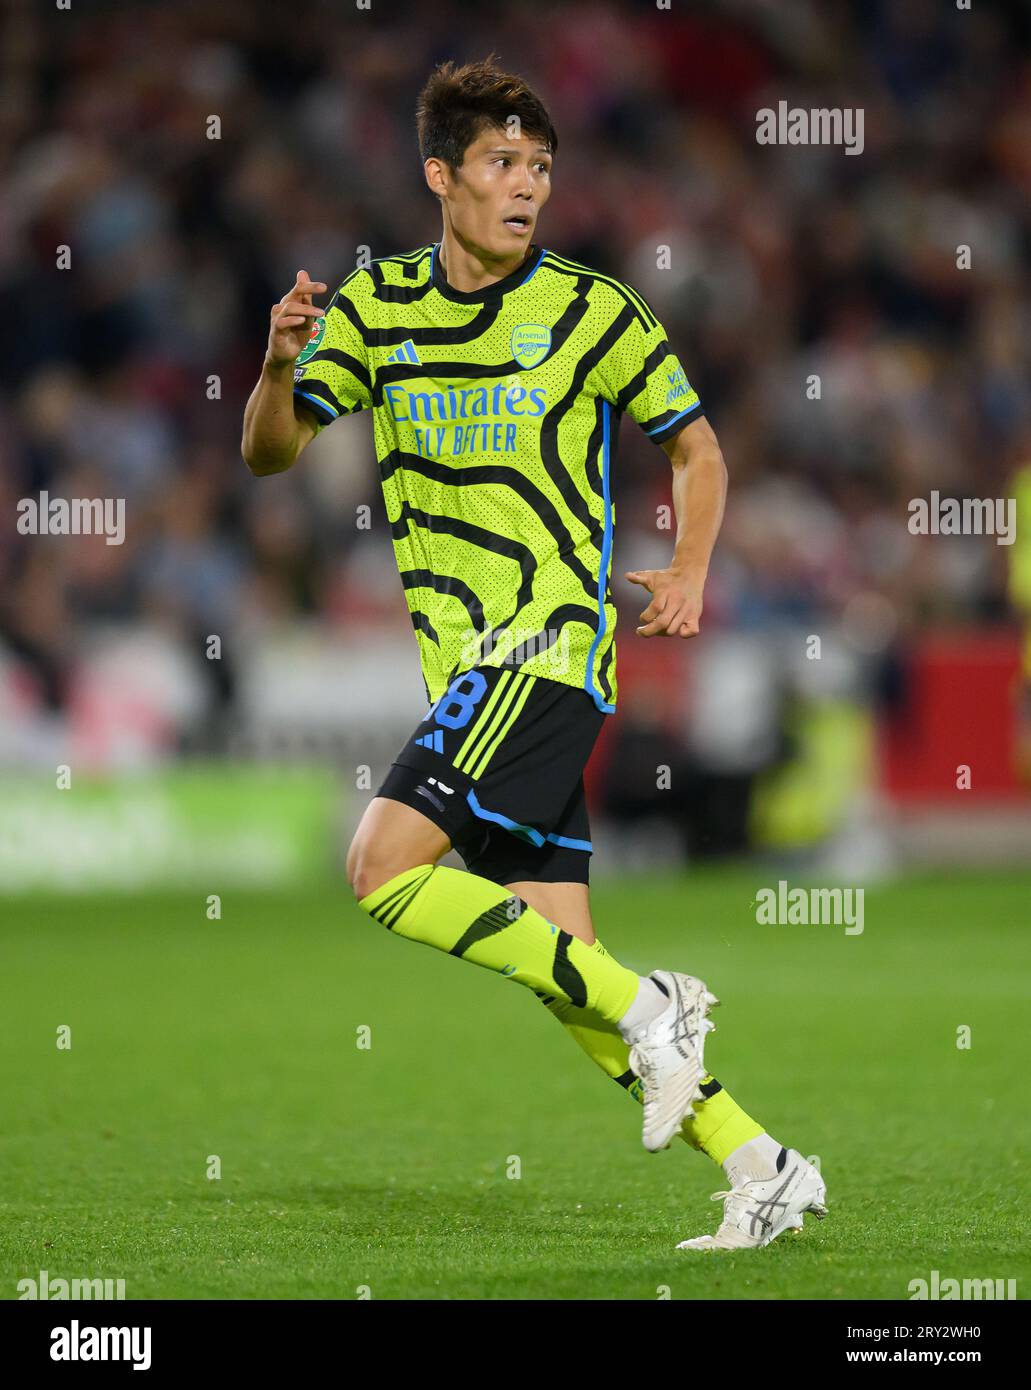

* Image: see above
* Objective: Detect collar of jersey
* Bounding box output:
[431,241,545,304]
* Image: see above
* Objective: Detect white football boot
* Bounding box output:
[626,970,719,1152]
[676,1149,827,1251]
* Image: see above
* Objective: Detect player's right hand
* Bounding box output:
[266,269,328,368]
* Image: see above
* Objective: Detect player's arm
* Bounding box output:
[242,269,327,477]
[626,415,727,638]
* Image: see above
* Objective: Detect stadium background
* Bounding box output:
[1,0,1029,1303]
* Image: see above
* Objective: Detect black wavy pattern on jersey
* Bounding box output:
[369,248,433,283]
[341,268,575,355]
[388,509,598,672]
[372,284,587,397]
[294,376,343,415]
[379,450,599,601]
[584,396,608,502]
[539,294,636,537]
[614,338,673,416]
[579,531,616,705]
[390,502,539,635]
[641,399,703,439]
[372,355,515,401]
[302,347,372,392]
[597,634,614,703]
[335,249,656,355]
[402,311,518,346]
[369,256,437,305]
[326,291,379,339]
[409,609,440,646]
[502,602,599,667]
[359,256,524,348]
[400,568,488,634]
[540,253,657,331]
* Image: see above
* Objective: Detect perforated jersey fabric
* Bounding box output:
[293,243,704,710]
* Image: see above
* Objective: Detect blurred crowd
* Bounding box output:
[2,0,1030,811]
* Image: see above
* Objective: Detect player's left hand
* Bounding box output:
[626,568,704,638]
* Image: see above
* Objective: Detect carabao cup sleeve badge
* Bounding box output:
[296,313,327,365]
[510,323,551,369]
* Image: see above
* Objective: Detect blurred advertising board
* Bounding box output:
[0,766,340,893]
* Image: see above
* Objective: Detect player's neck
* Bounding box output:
[437,228,534,294]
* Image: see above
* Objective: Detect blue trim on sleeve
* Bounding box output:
[584,401,617,715]
[294,390,339,423]
[645,400,703,437]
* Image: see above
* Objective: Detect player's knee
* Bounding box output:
[345,835,375,902]
[346,834,407,905]
[348,857,382,905]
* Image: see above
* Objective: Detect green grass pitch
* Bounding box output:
[2,868,1028,1300]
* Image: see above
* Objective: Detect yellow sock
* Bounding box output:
[359,865,640,1023]
[539,956,640,1089]
[539,958,764,1164]
[679,1077,765,1163]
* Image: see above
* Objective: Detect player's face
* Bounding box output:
[439,125,552,260]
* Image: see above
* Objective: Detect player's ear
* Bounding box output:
[423,157,449,201]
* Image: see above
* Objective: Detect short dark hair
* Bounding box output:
[416,55,558,171]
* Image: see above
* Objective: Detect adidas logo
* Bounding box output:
[385,340,421,366]
[415,730,444,752]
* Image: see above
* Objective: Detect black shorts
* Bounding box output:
[377,667,606,885]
